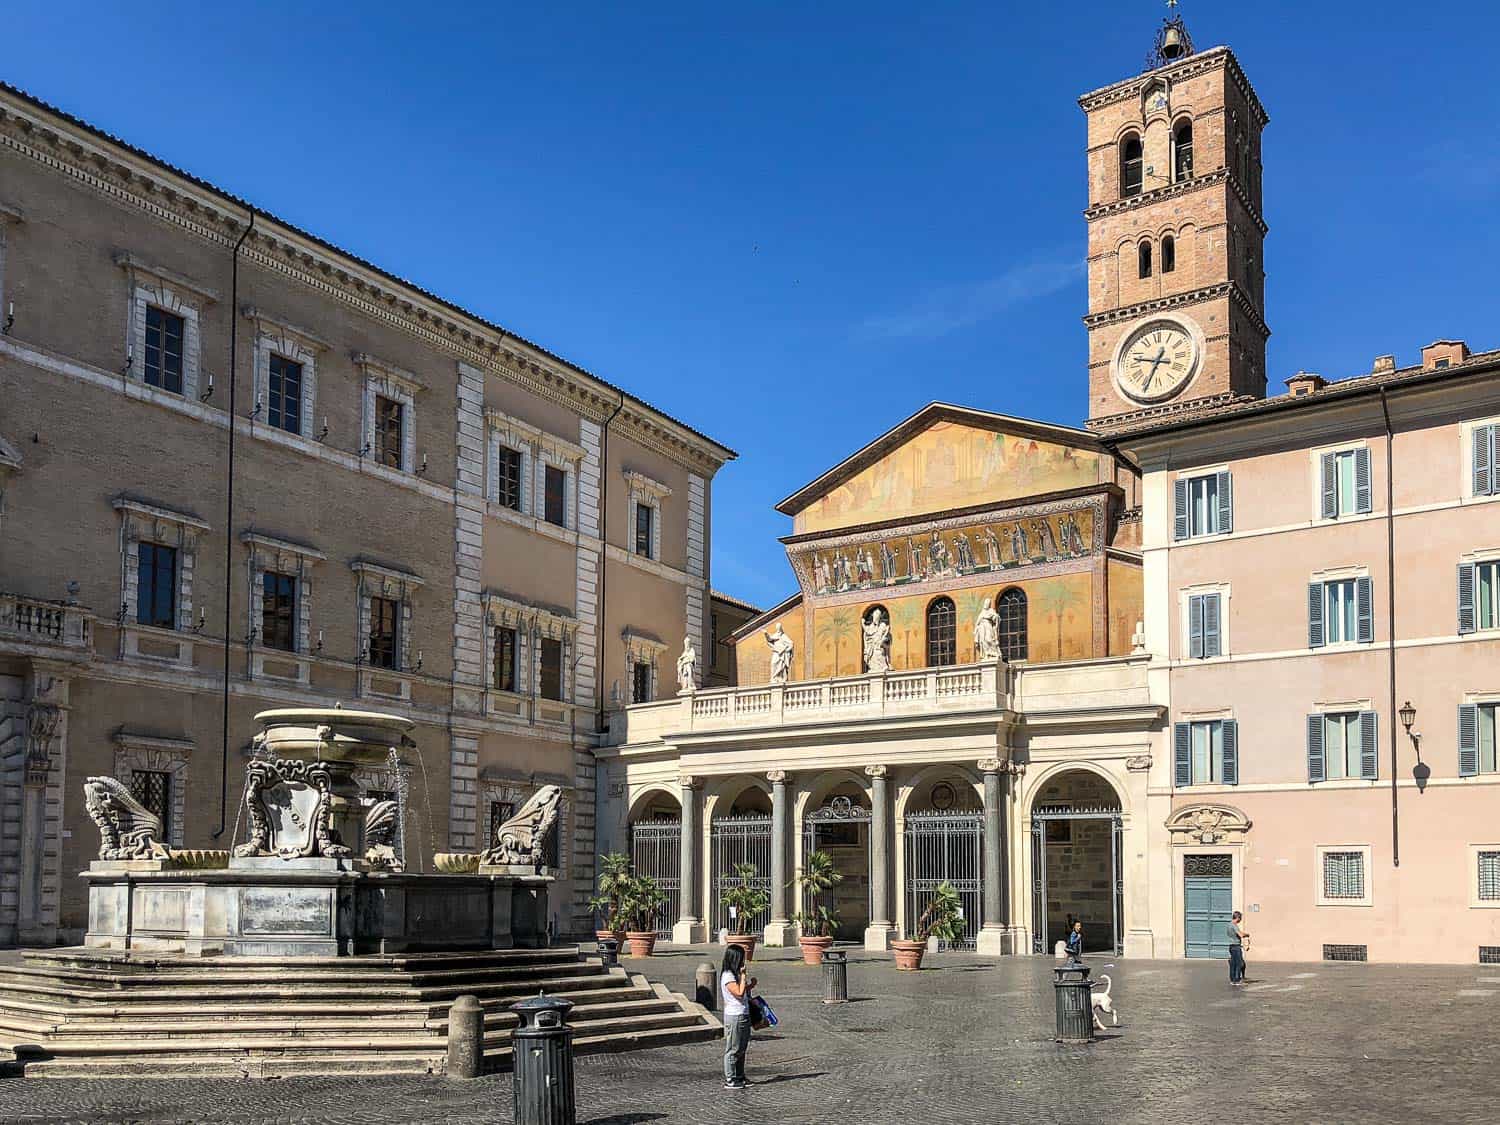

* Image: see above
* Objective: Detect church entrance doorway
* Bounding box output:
[1029,769,1123,955]
[628,791,681,940]
[802,785,871,936]
[711,785,772,936]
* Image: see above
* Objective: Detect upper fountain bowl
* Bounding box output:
[254,707,415,767]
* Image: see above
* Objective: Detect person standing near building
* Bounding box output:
[1227,911,1249,985]
[1065,919,1084,962]
[719,944,755,1089]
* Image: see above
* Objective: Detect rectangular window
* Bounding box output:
[375,395,404,470]
[1463,560,1500,633]
[261,571,297,652]
[632,660,652,703]
[1309,575,1372,647]
[1320,448,1371,518]
[1459,702,1498,777]
[1473,423,1497,497]
[1173,719,1238,786]
[497,447,523,511]
[492,626,517,693]
[1174,471,1232,539]
[1187,592,1222,658]
[268,355,303,435]
[1322,712,1361,779]
[136,542,177,629]
[1308,710,1377,782]
[1479,850,1500,902]
[635,502,654,558]
[131,769,172,839]
[1322,851,1366,900]
[369,595,400,670]
[143,305,185,394]
[539,636,564,701]
[544,465,567,527]
[1325,580,1357,644]
[1485,704,1499,776]
[489,800,516,843]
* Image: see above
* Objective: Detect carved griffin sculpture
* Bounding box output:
[362,798,402,872]
[481,784,563,870]
[83,775,170,861]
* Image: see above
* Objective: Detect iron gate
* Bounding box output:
[801,795,872,922]
[904,811,982,950]
[711,814,772,934]
[1029,805,1124,955]
[629,819,680,939]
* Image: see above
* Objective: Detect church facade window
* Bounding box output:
[1138,240,1153,278]
[1120,134,1143,197]
[925,597,956,667]
[997,588,1028,662]
[1173,120,1193,182]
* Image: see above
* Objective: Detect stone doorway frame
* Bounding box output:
[1030,804,1123,956]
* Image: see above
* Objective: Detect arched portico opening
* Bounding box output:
[802,779,872,936]
[902,769,984,949]
[627,788,681,939]
[1029,768,1123,955]
[711,782,772,935]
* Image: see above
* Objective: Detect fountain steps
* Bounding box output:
[0,947,719,1077]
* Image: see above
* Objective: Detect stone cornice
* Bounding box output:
[239,530,327,564]
[1083,167,1268,236]
[1083,281,1270,341]
[0,86,734,477]
[351,350,427,392]
[1078,46,1269,128]
[114,250,220,304]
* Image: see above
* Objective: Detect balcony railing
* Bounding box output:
[0,592,93,653]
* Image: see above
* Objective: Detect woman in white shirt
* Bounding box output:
[719,944,756,1089]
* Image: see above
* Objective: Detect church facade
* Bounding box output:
[597,22,1500,964]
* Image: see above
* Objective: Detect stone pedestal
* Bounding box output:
[763,920,796,947]
[976,926,1023,956]
[863,923,895,951]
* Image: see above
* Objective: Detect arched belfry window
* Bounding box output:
[1120,134,1143,198]
[997,588,1028,662]
[1138,240,1153,279]
[925,597,956,667]
[1173,120,1194,182]
[1161,234,1176,274]
[861,604,889,673]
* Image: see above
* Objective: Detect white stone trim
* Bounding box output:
[0,204,18,330]
[118,254,211,400]
[685,474,709,684]
[351,559,423,677]
[1462,414,1500,500]
[451,362,487,716]
[623,628,667,703]
[624,470,669,562]
[242,532,323,680]
[1178,581,1231,660]
[449,732,479,852]
[112,497,208,664]
[574,419,602,711]
[1314,843,1373,907]
[111,731,192,847]
[244,307,325,438]
[355,353,425,473]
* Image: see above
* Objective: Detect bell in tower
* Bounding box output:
[1148,2,1195,69]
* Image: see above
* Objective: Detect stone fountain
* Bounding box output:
[82,706,561,956]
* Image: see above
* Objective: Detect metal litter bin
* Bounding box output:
[1053,962,1094,1044]
[596,938,619,969]
[511,994,576,1125]
[822,948,848,1004]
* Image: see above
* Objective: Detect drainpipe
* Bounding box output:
[1378,387,1399,867]
[212,209,256,840]
[596,394,625,733]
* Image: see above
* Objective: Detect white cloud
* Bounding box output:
[856,255,1084,341]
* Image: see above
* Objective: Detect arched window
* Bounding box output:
[1120,134,1143,198]
[1161,234,1176,274]
[925,597,956,667]
[1173,120,1193,182]
[1138,240,1152,279]
[861,604,889,673]
[997,588,1028,662]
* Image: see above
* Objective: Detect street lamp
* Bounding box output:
[1398,700,1417,735]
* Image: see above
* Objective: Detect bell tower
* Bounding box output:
[1081,12,1270,431]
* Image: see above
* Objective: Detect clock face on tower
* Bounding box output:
[1112,316,1202,404]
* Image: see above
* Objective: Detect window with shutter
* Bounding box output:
[1466,560,1500,632]
[1203,592,1221,657]
[1221,719,1239,785]
[1470,702,1499,776]
[1173,723,1191,787]
[1358,710,1379,780]
[1307,582,1325,648]
[1312,578,1369,645]
[1180,472,1230,538]
[1188,594,1204,658]
[1474,424,1497,497]
[1178,719,1232,785]
[1317,712,1368,780]
[1355,575,1374,643]
[1186,592,1222,658]
[1320,452,1338,519]
[1354,447,1372,513]
[1173,479,1189,541]
[1306,713,1326,783]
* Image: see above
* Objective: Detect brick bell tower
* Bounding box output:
[1081,12,1270,432]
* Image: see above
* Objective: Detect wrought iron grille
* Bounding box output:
[1323,944,1368,962]
[131,770,172,839]
[1480,946,1500,965]
[629,819,681,939]
[904,811,982,950]
[712,814,772,934]
[1478,850,1500,902]
[1184,853,1233,878]
[1030,805,1124,955]
[802,797,871,922]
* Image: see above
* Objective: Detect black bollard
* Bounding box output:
[695,961,718,1011]
[512,994,576,1125]
[446,993,484,1079]
[1053,962,1095,1044]
[821,949,848,1005]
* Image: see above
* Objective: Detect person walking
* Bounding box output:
[1227,910,1249,985]
[1064,919,1084,962]
[719,944,755,1089]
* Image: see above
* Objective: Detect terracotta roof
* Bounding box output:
[725,593,802,644]
[709,590,761,615]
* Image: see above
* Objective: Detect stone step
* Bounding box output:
[24,947,586,974]
[0,958,605,991]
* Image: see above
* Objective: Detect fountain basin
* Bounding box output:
[253,706,415,768]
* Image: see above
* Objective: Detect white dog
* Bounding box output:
[1090,974,1120,1030]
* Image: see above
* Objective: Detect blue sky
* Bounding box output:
[10,2,1499,609]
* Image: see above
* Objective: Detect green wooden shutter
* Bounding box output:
[1459,703,1480,777]
[1356,575,1374,643]
[1354,447,1372,514]
[1458,563,1476,635]
[1475,424,1496,497]
[1358,710,1378,780]
[1308,582,1325,648]
[1174,722,1191,787]
[1174,479,1189,540]
[1220,719,1238,785]
[1187,594,1204,658]
[1306,714,1326,783]
[1203,592,1221,657]
[1215,470,1233,533]
[1320,452,1337,519]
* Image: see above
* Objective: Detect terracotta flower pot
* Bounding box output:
[596,929,627,949]
[891,939,927,971]
[625,931,657,957]
[726,933,758,963]
[798,935,834,966]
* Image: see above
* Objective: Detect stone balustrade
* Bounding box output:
[0,592,92,655]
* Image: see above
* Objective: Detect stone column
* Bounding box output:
[863,765,895,950]
[671,774,707,944]
[976,758,1012,956]
[764,770,793,946]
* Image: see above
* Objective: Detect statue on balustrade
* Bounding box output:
[765,623,795,685]
[862,608,891,674]
[973,596,1002,661]
[677,635,698,693]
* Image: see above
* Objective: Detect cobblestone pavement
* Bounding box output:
[1,945,1496,1124]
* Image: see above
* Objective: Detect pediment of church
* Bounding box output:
[778,404,1106,536]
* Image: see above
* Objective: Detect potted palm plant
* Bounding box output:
[790,850,842,966]
[720,862,769,963]
[892,880,964,971]
[623,874,669,957]
[588,852,633,950]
